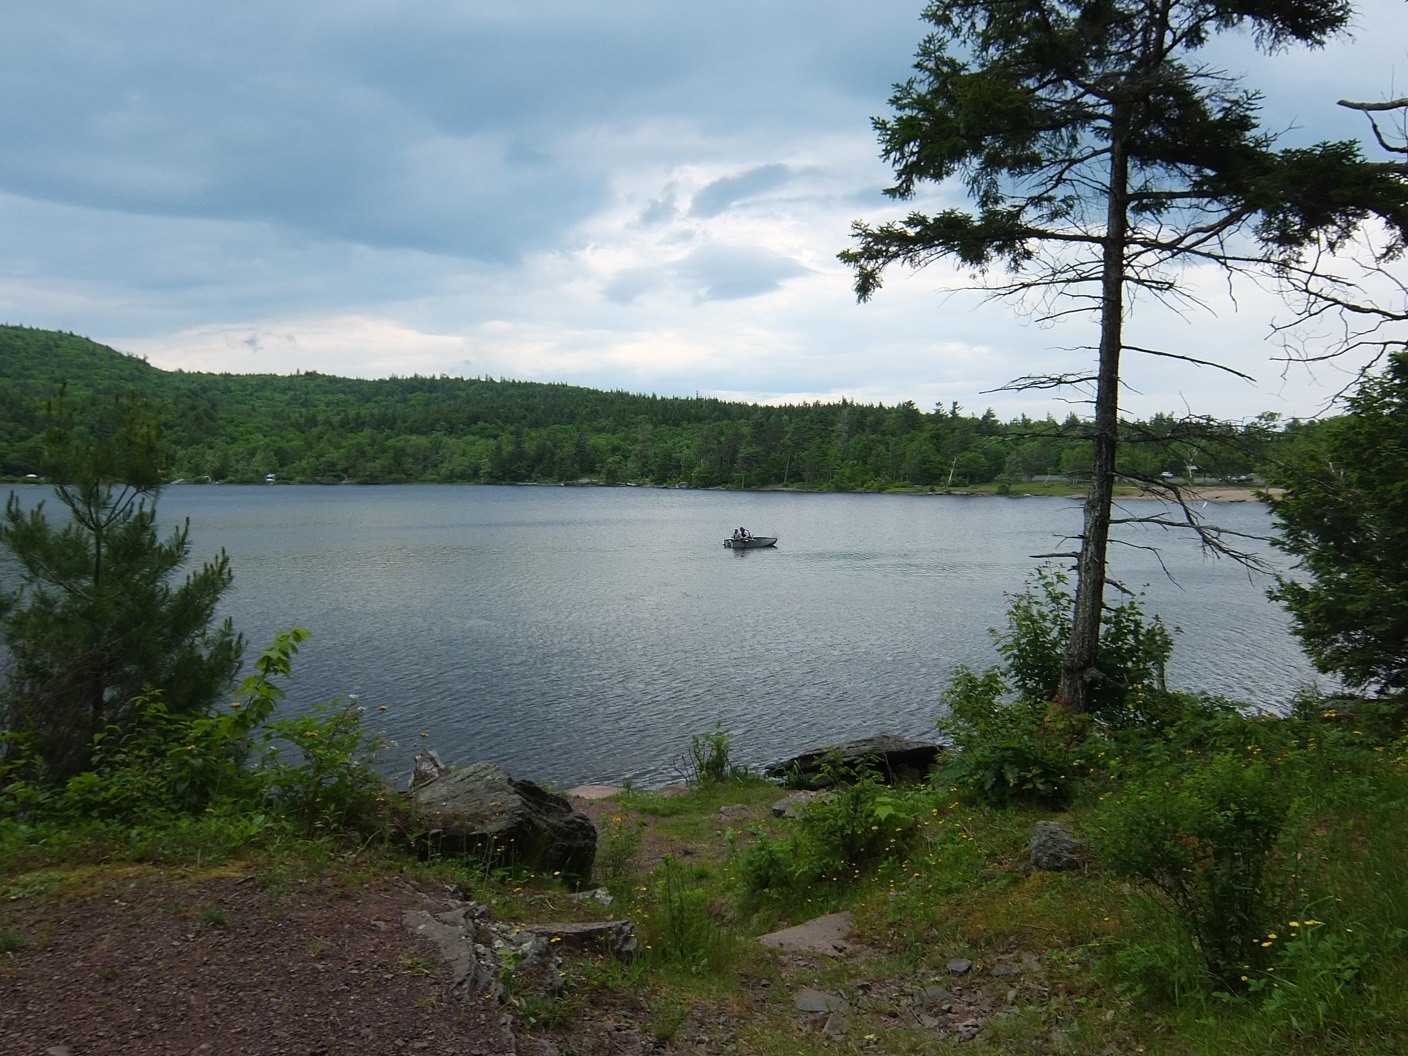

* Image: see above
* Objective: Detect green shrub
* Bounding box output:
[737,771,920,892]
[260,695,390,831]
[1249,915,1376,1033]
[9,628,396,853]
[594,810,646,895]
[683,722,744,785]
[938,665,1091,807]
[735,827,796,891]
[997,567,1175,727]
[937,567,1179,807]
[798,774,917,877]
[1094,752,1290,990]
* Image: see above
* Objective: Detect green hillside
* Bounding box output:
[0,324,1305,488]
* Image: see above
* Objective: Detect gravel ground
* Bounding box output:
[0,865,516,1056]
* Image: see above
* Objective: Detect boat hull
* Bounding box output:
[723,536,778,549]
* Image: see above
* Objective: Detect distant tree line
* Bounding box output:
[1,324,1319,490]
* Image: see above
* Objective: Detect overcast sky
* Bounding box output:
[3,1,1404,421]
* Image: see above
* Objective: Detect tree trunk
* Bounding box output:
[1061,126,1130,714]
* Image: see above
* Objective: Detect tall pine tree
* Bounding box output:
[0,395,243,783]
[842,0,1408,714]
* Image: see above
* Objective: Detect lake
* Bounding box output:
[6,484,1321,788]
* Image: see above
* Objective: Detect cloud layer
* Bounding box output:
[2,0,1404,419]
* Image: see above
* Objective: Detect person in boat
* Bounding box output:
[732,527,743,541]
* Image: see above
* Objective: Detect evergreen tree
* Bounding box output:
[841,0,1407,712]
[1268,352,1408,693]
[0,396,244,783]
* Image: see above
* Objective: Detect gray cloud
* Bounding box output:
[674,245,810,303]
[1,1,920,265]
[602,267,661,306]
[1,0,1403,419]
[690,165,795,218]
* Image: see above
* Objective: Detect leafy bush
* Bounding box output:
[8,628,396,851]
[1249,916,1375,1033]
[938,665,1090,807]
[997,567,1175,727]
[798,774,918,878]
[937,567,1179,806]
[594,810,646,895]
[260,695,390,831]
[1094,752,1290,989]
[737,770,920,892]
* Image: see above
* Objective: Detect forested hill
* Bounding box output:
[0,324,1308,489]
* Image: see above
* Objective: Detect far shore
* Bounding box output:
[1122,485,1277,503]
[1,479,1281,503]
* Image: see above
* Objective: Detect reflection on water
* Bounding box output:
[8,483,1321,788]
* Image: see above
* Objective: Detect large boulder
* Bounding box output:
[408,760,597,888]
[766,734,943,790]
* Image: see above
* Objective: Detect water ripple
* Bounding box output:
[96,485,1328,788]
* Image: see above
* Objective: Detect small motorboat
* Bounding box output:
[724,534,778,549]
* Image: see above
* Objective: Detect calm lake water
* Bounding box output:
[6,484,1321,788]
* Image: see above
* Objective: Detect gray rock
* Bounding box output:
[1030,820,1081,872]
[915,985,958,1005]
[404,901,637,1006]
[408,760,597,887]
[771,790,824,817]
[766,734,943,790]
[793,987,844,1013]
[409,748,450,790]
[947,958,974,974]
[758,911,855,956]
[955,1019,982,1042]
[823,1011,848,1039]
[403,904,508,1000]
[523,920,639,962]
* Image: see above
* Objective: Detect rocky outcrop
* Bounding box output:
[766,734,943,790]
[407,759,597,887]
[404,900,636,1005]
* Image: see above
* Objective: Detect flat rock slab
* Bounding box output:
[767,734,942,789]
[793,987,846,1013]
[566,785,624,800]
[758,911,855,956]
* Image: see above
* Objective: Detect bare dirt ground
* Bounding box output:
[0,864,518,1056]
[0,787,716,1056]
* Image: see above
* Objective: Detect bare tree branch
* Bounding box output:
[1124,345,1258,380]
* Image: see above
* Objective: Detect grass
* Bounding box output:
[4,707,1408,1055]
